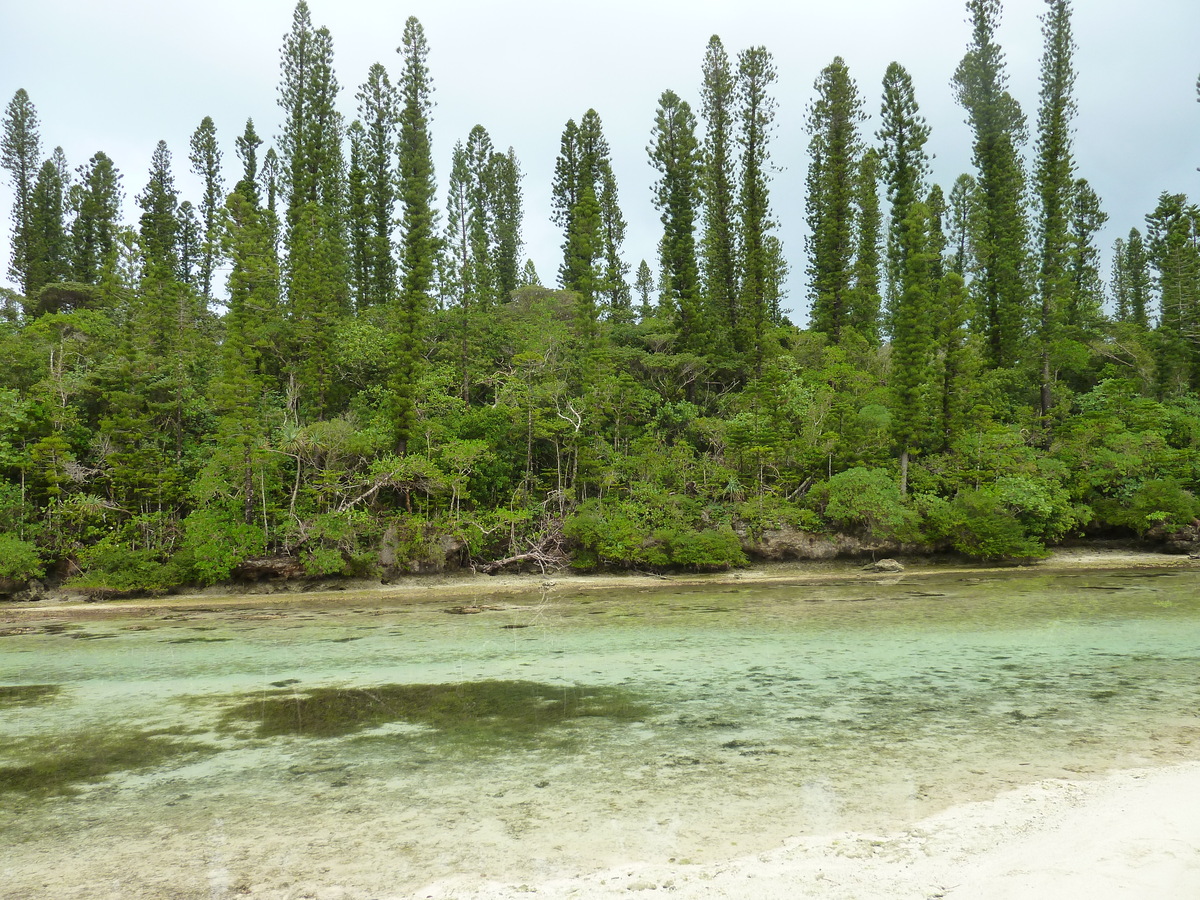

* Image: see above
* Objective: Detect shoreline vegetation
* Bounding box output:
[2,0,1200,610]
[4,546,1197,615]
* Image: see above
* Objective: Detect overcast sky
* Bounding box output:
[2,0,1198,322]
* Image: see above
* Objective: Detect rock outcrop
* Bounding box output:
[740,525,912,562]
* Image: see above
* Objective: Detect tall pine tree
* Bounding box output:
[2,89,41,295]
[735,46,780,376]
[392,14,438,452]
[1032,0,1077,419]
[878,62,931,326]
[355,61,399,309]
[806,57,864,343]
[700,35,738,356]
[188,116,224,302]
[278,1,350,420]
[648,89,703,348]
[952,0,1031,369]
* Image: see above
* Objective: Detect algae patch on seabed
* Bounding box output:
[0,727,215,797]
[0,684,63,708]
[217,680,653,747]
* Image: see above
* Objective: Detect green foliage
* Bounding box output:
[0,533,42,581]
[71,542,186,595]
[806,57,865,344]
[564,498,745,572]
[2,8,1200,590]
[810,467,919,541]
[923,488,1049,560]
[182,507,266,585]
[1112,478,1199,535]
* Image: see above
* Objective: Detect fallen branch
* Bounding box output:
[479,526,569,575]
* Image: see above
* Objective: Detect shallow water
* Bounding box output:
[2,566,1199,898]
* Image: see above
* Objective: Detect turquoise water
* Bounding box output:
[2,566,1199,898]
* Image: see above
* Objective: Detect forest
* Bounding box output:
[1,0,1199,597]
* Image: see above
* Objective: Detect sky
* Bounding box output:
[1,0,1198,323]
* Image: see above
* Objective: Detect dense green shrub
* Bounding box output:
[809,467,920,541]
[924,488,1049,560]
[564,499,746,571]
[70,542,188,594]
[0,533,43,581]
[1107,477,1200,535]
[182,507,266,584]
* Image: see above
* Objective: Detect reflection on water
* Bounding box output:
[2,566,1199,897]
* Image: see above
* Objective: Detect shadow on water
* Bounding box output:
[217,680,653,746]
[0,727,214,797]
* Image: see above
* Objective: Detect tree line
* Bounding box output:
[1,0,1198,593]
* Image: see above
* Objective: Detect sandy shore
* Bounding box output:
[4,546,1197,619]
[413,762,1200,900]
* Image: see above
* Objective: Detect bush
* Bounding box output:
[182,507,266,584]
[1121,478,1199,535]
[925,487,1049,560]
[0,533,42,581]
[564,499,746,571]
[71,542,188,594]
[989,474,1083,543]
[656,526,746,571]
[810,467,920,541]
[735,496,825,538]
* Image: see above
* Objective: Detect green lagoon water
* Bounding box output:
[2,564,1199,898]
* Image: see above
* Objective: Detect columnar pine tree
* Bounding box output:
[68,152,122,284]
[648,89,703,348]
[217,165,279,525]
[1111,236,1131,323]
[1032,0,1077,419]
[176,200,201,287]
[1146,192,1200,394]
[806,57,864,343]
[566,179,602,362]
[188,116,224,301]
[597,161,631,318]
[1064,177,1106,331]
[2,89,42,295]
[952,0,1031,369]
[550,119,581,252]
[553,110,626,322]
[849,148,883,341]
[520,257,540,287]
[234,119,262,201]
[442,124,499,400]
[878,62,931,325]
[700,35,739,355]
[278,1,350,420]
[347,120,371,306]
[1124,227,1151,327]
[136,140,186,352]
[928,183,974,450]
[393,14,438,453]
[947,173,977,277]
[927,184,949,283]
[355,61,399,308]
[634,258,655,320]
[489,147,523,301]
[26,156,70,296]
[464,125,496,306]
[735,46,779,376]
[261,147,280,218]
[891,202,936,493]
[444,139,471,307]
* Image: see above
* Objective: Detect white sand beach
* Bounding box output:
[414,763,1200,900]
